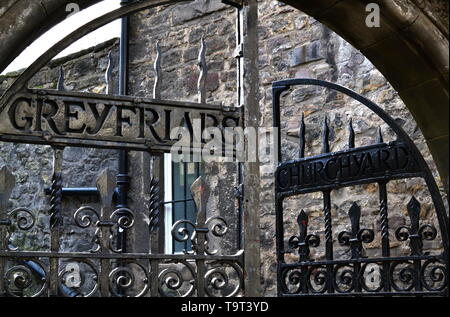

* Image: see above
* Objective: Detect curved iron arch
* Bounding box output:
[273,78,448,296]
[0,0,192,113]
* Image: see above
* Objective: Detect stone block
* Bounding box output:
[289,41,323,66]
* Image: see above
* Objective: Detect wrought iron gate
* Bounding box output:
[0,0,252,297]
[273,79,449,297]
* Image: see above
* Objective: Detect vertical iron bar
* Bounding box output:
[96,170,116,297]
[379,181,391,292]
[190,178,208,297]
[275,197,284,296]
[241,0,261,296]
[323,190,334,294]
[117,0,130,296]
[49,146,64,296]
[183,162,188,251]
[0,166,15,296]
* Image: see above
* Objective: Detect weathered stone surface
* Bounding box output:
[0,0,447,298]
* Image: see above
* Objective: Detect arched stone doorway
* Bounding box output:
[1,0,448,192]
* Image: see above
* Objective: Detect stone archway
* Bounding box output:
[0,0,448,191]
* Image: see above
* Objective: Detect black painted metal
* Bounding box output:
[0,0,246,297]
[273,78,449,297]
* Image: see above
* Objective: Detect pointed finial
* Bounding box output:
[198,36,208,104]
[57,66,65,91]
[348,118,355,149]
[191,177,209,225]
[0,166,16,211]
[105,51,114,95]
[377,127,384,144]
[153,41,162,99]
[322,116,330,154]
[407,196,421,229]
[297,210,308,227]
[299,112,306,158]
[96,169,116,209]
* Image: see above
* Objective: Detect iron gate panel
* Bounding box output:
[0,0,247,297]
[273,78,449,297]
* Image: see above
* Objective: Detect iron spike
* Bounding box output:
[299,112,306,158]
[198,36,208,104]
[153,41,162,99]
[322,116,330,154]
[348,118,355,149]
[57,66,65,91]
[377,126,384,144]
[105,51,114,95]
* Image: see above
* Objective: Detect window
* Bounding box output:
[163,154,203,254]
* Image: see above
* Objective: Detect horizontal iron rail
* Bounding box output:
[44,187,99,197]
[279,254,444,268]
[280,291,446,297]
[0,250,244,261]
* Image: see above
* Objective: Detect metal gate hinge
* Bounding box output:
[222,0,244,9]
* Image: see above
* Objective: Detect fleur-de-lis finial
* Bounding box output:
[338,203,375,259]
[288,210,320,261]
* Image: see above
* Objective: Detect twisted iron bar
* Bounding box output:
[148,178,160,232]
[49,172,63,229]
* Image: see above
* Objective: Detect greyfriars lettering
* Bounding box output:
[276,142,421,195]
[0,89,239,152]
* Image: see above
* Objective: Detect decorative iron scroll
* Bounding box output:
[0,0,246,298]
[273,78,448,297]
[0,169,244,297]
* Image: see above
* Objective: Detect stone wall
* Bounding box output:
[0,39,120,252]
[0,0,447,297]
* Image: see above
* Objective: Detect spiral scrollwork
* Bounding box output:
[306,265,328,294]
[158,260,197,297]
[8,208,35,231]
[418,225,438,241]
[280,268,303,294]
[332,264,355,293]
[394,226,410,242]
[74,206,100,229]
[205,261,243,297]
[111,208,135,230]
[206,217,229,237]
[390,261,417,292]
[73,206,101,252]
[59,259,99,297]
[5,208,36,251]
[420,259,447,292]
[4,260,47,297]
[109,261,149,297]
[171,220,196,243]
[357,229,375,244]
